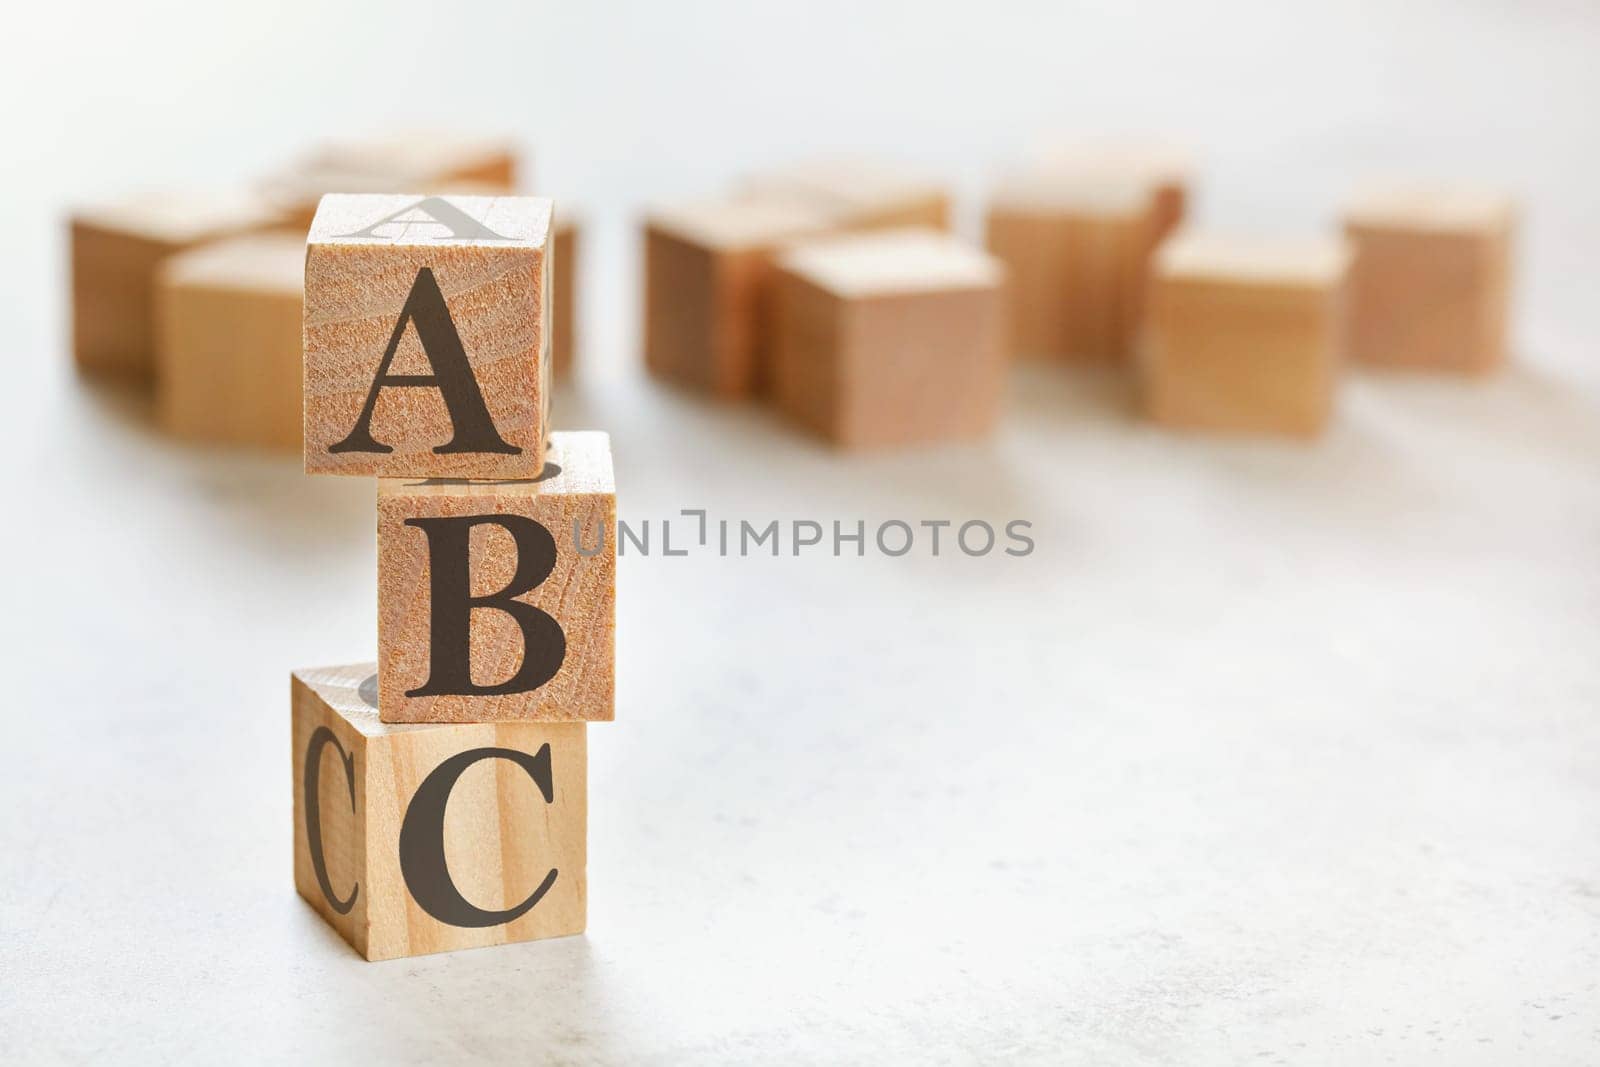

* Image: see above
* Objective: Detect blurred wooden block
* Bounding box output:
[377,432,615,723]
[303,193,552,479]
[771,228,1006,447]
[1141,234,1351,438]
[70,190,285,378]
[643,197,834,397]
[743,158,950,231]
[1343,186,1516,374]
[263,133,520,232]
[154,233,304,449]
[552,212,579,380]
[292,663,585,962]
[1034,141,1195,243]
[985,174,1155,362]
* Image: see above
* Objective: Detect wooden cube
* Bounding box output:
[377,431,615,723]
[292,663,585,961]
[552,212,579,380]
[985,173,1156,362]
[154,234,304,449]
[771,228,1006,447]
[643,196,834,397]
[1141,234,1352,438]
[1034,141,1195,243]
[303,193,552,479]
[742,158,950,231]
[70,190,286,378]
[1342,186,1516,374]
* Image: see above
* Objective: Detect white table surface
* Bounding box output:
[4,1,1599,1062]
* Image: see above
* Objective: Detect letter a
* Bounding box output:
[331,196,512,241]
[329,267,520,456]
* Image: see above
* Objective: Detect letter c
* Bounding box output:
[303,726,359,915]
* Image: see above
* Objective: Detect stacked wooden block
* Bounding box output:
[294,193,614,961]
[70,134,585,453]
[643,158,1009,448]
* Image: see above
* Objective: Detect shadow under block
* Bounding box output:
[70,190,286,378]
[377,432,615,724]
[985,175,1157,363]
[643,197,835,398]
[553,214,578,380]
[303,193,553,479]
[742,158,951,231]
[292,663,586,961]
[154,234,305,449]
[1141,234,1351,438]
[1342,187,1516,373]
[771,228,1006,448]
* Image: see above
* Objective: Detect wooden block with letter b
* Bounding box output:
[1342,185,1516,374]
[1140,233,1351,438]
[771,228,1006,448]
[377,431,616,724]
[303,193,553,479]
[292,663,586,961]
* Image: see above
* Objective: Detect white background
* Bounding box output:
[3,1,1599,1063]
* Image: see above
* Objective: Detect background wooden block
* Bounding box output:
[1034,141,1195,244]
[303,193,552,479]
[553,212,579,381]
[154,233,304,449]
[643,196,834,398]
[742,158,950,231]
[70,190,286,378]
[985,173,1156,362]
[1343,186,1516,373]
[771,228,1006,447]
[292,663,585,962]
[1141,233,1351,438]
[377,431,615,723]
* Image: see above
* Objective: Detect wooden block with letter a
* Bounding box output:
[154,233,304,449]
[771,228,1006,448]
[1343,185,1516,374]
[70,190,286,378]
[643,196,834,398]
[292,663,585,961]
[303,193,553,479]
[377,431,615,723]
[1140,233,1351,438]
[742,157,951,231]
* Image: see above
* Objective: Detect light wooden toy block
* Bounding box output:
[643,196,835,398]
[770,228,1006,448]
[292,663,585,961]
[985,173,1156,362]
[70,190,286,378]
[303,193,553,479]
[742,158,951,231]
[154,233,305,450]
[1342,186,1516,374]
[1035,141,1195,244]
[377,431,615,724]
[553,212,579,380]
[1141,233,1352,439]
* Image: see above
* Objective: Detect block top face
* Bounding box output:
[743,157,945,215]
[72,189,284,243]
[646,195,833,251]
[776,228,1004,298]
[1343,185,1516,234]
[310,193,551,249]
[161,233,305,293]
[1155,232,1352,290]
[302,132,517,182]
[1033,139,1196,186]
[292,663,397,737]
[380,431,614,499]
[988,167,1155,217]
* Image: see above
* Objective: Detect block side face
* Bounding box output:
[376,442,617,723]
[71,224,172,378]
[362,722,587,960]
[302,232,547,478]
[643,227,722,392]
[985,210,1075,360]
[552,223,577,378]
[291,672,372,958]
[771,270,847,440]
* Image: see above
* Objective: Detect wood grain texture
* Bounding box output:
[742,158,951,231]
[553,213,578,380]
[643,197,834,398]
[70,190,286,378]
[154,233,304,449]
[771,229,1006,448]
[303,193,552,478]
[377,432,615,723]
[1140,233,1351,438]
[1342,186,1516,373]
[291,663,586,962]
